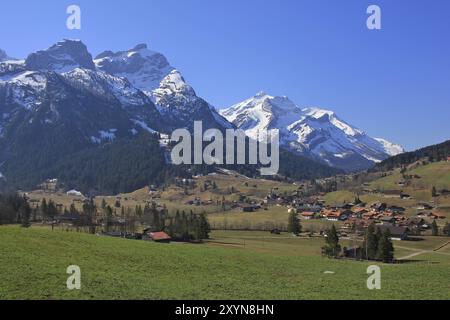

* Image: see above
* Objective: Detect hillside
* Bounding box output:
[0,227,449,300]
[373,140,450,172]
[323,161,450,219]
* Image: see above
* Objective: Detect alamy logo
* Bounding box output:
[367,265,381,290]
[66,5,81,30]
[170,121,280,176]
[367,5,382,30]
[66,265,81,290]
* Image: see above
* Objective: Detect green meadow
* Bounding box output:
[0,227,449,300]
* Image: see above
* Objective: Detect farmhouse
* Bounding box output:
[323,209,351,222]
[382,190,403,199]
[377,225,409,241]
[301,212,316,220]
[67,189,84,197]
[56,213,80,224]
[147,231,172,243]
[242,205,261,213]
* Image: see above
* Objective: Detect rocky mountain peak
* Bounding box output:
[25,39,95,72]
[94,44,174,93]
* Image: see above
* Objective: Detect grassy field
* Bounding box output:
[1,226,449,300]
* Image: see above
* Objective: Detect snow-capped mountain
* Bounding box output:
[94,44,173,95]
[0,39,404,193]
[25,40,95,72]
[0,39,237,192]
[94,44,231,131]
[221,92,404,171]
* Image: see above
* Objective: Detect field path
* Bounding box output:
[397,241,450,260]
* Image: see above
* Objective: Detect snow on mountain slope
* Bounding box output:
[0,49,13,62]
[94,45,231,131]
[0,70,48,110]
[94,44,174,95]
[221,92,404,171]
[61,68,151,107]
[153,70,233,130]
[374,138,405,156]
[25,39,95,72]
[221,91,303,139]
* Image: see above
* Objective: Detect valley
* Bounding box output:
[0,38,449,301]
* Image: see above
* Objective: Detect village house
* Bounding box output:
[56,213,80,225]
[377,225,409,241]
[301,212,316,220]
[146,231,172,243]
[371,203,387,212]
[322,209,351,222]
[67,189,84,197]
[380,216,396,225]
[432,211,447,220]
[242,205,260,213]
[382,190,403,199]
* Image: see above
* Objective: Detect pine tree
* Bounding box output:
[364,224,379,260]
[82,198,97,234]
[46,200,58,220]
[432,186,437,197]
[198,213,211,240]
[322,225,341,258]
[101,199,107,209]
[20,201,31,228]
[40,198,48,221]
[431,220,439,236]
[104,205,113,232]
[443,223,450,237]
[287,211,301,235]
[376,230,395,263]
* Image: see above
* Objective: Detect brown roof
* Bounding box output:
[150,232,171,241]
[383,190,403,195]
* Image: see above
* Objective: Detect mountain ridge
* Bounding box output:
[220,92,404,171]
[0,39,341,193]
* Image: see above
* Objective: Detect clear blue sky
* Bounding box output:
[1,0,449,151]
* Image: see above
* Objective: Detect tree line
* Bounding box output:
[322,223,395,263]
[0,193,211,241]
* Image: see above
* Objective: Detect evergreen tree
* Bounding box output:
[431,220,439,236]
[443,223,450,237]
[376,230,395,263]
[40,198,48,220]
[19,201,31,228]
[104,205,113,233]
[82,198,97,234]
[432,186,437,197]
[46,200,58,220]
[198,213,211,240]
[322,225,341,258]
[287,211,301,235]
[364,224,379,260]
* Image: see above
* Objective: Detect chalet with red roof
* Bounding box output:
[148,231,172,243]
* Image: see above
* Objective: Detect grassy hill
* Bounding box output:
[370,161,450,192]
[1,227,449,300]
[323,161,450,219]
